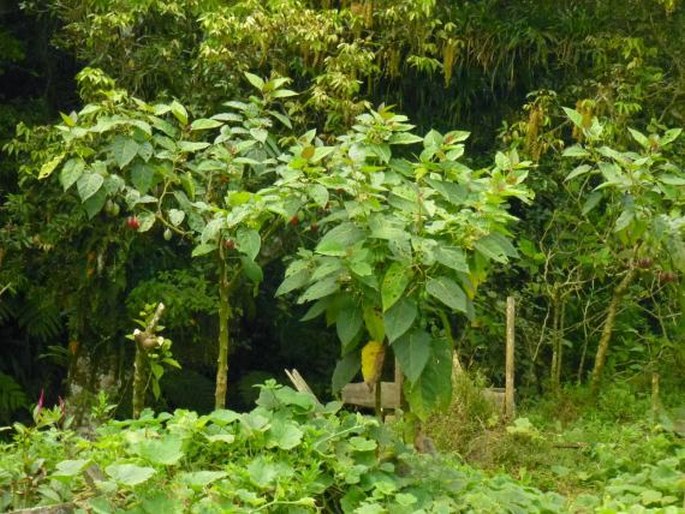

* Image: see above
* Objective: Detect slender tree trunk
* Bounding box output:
[551,297,566,391]
[589,269,636,395]
[215,256,231,410]
[550,293,560,391]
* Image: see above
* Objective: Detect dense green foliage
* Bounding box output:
[0,0,684,511]
[4,383,684,513]
[1,383,567,513]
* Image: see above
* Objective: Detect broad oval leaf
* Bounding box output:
[178,141,210,153]
[308,183,329,207]
[244,72,265,90]
[236,228,261,261]
[105,464,155,487]
[426,276,467,313]
[474,234,512,264]
[130,435,184,466]
[435,246,469,273]
[53,459,89,478]
[332,352,361,393]
[381,262,412,312]
[130,162,156,194]
[406,337,453,420]
[267,419,303,450]
[190,118,223,131]
[565,164,593,182]
[112,136,139,169]
[298,275,339,304]
[60,158,85,191]
[393,329,431,382]
[241,257,263,284]
[275,269,311,297]
[77,173,104,202]
[170,100,188,125]
[316,223,365,256]
[336,303,363,349]
[384,298,417,343]
[179,471,227,489]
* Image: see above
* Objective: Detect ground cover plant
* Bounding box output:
[1,382,567,514]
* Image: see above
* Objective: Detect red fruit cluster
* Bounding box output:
[223,239,235,250]
[127,216,140,230]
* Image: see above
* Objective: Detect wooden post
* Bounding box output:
[651,371,660,417]
[505,296,515,420]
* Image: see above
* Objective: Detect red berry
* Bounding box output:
[289,215,299,226]
[127,216,140,230]
[223,239,235,250]
[637,257,653,269]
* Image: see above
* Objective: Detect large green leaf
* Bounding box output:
[190,118,223,131]
[336,303,363,350]
[247,458,280,489]
[474,234,516,264]
[426,276,467,313]
[59,158,85,191]
[178,471,227,489]
[406,337,452,420]
[236,227,261,260]
[178,141,210,153]
[82,189,108,219]
[266,418,303,450]
[130,162,156,194]
[112,136,139,169]
[77,173,104,202]
[241,257,263,284]
[384,298,417,343]
[307,183,329,207]
[316,223,365,256]
[435,246,469,273]
[393,329,431,382]
[332,352,361,393]
[381,262,412,312]
[275,269,311,297]
[130,435,184,466]
[298,275,339,303]
[105,464,155,487]
[53,459,89,478]
[425,178,467,206]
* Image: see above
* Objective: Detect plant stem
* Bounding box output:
[215,255,231,410]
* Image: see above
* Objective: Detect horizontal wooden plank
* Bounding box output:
[341,381,401,409]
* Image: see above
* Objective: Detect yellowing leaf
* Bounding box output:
[39,153,65,180]
[361,340,385,390]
